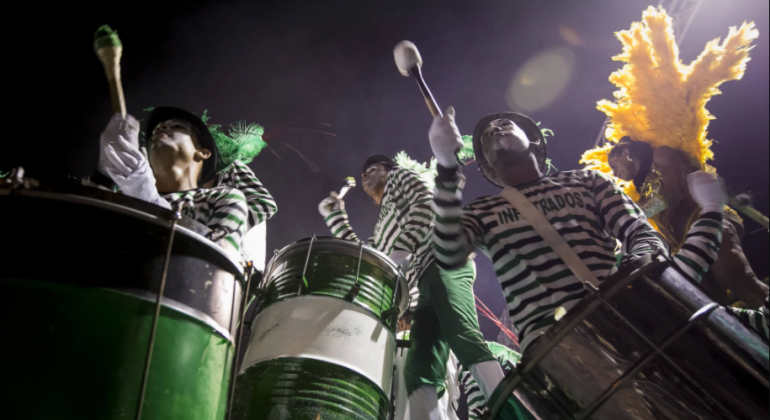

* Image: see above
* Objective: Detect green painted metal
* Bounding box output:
[4,279,234,420]
[264,250,400,326]
[232,357,390,420]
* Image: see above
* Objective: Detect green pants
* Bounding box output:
[404,260,496,396]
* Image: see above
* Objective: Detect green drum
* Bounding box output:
[233,237,407,420]
[1,183,245,420]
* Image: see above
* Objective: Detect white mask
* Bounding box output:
[481,119,530,165]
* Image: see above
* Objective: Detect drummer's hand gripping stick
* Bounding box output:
[94,25,127,117]
[337,177,356,200]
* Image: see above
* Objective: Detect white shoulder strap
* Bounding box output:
[499,186,601,287]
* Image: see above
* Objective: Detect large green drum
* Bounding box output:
[233,237,407,420]
[1,182,245,420]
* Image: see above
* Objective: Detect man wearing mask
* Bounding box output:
[428,108,726,414]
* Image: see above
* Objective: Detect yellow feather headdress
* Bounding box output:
[580,6,758,201]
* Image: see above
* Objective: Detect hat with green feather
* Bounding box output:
[144,107,268,184]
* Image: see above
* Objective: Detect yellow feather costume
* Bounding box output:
[580,6,758,202]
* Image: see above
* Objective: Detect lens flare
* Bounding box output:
[507,47,576,113]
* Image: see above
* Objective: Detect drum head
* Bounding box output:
[263,237,409,320]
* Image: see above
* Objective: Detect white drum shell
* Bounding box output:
[241,295,396,393]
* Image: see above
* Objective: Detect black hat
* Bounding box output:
[146,107,219,185]
[472,112,547,188]
[363,155,397,173]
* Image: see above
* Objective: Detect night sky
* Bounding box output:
[7,0,769,342]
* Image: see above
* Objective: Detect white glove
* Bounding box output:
[687,171,726,213]
[428,106,464,168]
[98,113,140,176]
[318,191,345,218]
[104,136,171,209]
[389,249,412,272]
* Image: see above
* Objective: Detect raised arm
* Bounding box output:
[669,171,726,284]
[432,165,484,269]
[218,160,277,225]
[589,171,667,258]
[319,193,361,242]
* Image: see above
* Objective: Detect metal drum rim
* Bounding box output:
[108,287,233,342]
[9,189,244,278]
[264,236,409,315]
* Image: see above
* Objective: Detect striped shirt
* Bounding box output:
[163,187,249,256]
[728,302,770,341]
[324,166,435,303]
[433,168,723,351]
[213,159,277,227]
[456,342,521,420]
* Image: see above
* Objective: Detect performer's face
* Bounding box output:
[362,163,389,199]
[148,118,211,181]
[150,119,197,150]
[481,119,532,169]
[608,148,637,181]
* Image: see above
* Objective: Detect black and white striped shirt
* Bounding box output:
[213,159,277,227]
[433,168,723,351]
[324,167,435,302]
[163,187,249,255]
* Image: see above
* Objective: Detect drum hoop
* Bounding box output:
[263,237,408,313]
[108,287,233,342]
[12,189,244,278]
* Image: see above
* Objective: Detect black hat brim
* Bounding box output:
[363,155,397,173]
[146,107,219,185]
[471,112,547,188]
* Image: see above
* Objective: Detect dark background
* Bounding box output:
[5,0,768,381]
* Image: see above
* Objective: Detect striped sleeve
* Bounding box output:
[206,188,249,252]
[455,342,522,419]
[458,365,487,420]
[218,160,277,225]
[432,165,483,269]
[391,167,434,252]
[589,171,667,258]
[671,211,723,283]
[324,209,361,242]
[728,306,770,341]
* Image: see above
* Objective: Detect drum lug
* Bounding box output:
[345,283,361,302]
[381,307,400,329]
[298,235,316,295]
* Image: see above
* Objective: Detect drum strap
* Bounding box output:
[499,186,601,288]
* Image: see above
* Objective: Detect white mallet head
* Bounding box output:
[394,41,423,76]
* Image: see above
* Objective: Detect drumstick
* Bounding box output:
[728,198,770,230]
[337,177,356,200]
[94,25,127,117]
[393,41,442,118]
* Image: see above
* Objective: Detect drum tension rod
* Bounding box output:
[135,203,182,420]
[298,235,316,296]
[227,261,256,420]
[345,242,365,302]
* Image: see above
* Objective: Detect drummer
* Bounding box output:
[318,154,504,419]
[99,107,276,259]
[427,109,727,413]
